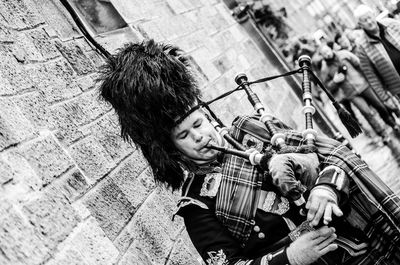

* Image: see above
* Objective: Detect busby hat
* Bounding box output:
[98,39,201,190]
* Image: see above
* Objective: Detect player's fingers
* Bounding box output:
[307,198,319,221]
[323,203,332,225]
[311,200,327,226]
[331,204,343,217]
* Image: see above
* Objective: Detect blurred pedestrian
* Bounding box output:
[333,31,397,140]
[253,3,289,40]
[334,31,356,53]
[291,34,318,67]
[354,4,400,119]
[332,33,361,131]
[319,44,397,143]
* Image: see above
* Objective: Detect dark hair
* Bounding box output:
[97,39,201,190]
[334,33,342,44]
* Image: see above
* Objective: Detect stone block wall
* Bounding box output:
[0,0,305,264]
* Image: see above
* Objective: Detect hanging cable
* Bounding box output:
[59,0,111,59]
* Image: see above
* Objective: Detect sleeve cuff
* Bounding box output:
[314,165,349,203]
[315,165,349,191]
[310,185,338,203]
[261,247,290,265]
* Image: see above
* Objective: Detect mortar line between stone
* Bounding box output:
[111,183,157,246]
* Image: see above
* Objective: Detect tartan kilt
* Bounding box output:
[215,115,400,264]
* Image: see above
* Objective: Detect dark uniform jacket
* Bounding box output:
[177,172,357,265]
[175,115,400,265]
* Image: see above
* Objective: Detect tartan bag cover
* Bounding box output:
[215,115,400,263]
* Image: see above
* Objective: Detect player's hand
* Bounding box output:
[287,226,338,265]
[306,185,343,226]
[333,72,345,83]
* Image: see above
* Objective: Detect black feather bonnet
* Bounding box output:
[98,39,201,190]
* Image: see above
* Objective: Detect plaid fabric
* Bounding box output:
[215,117,292,243]
[215,147,263,243]
[215,115,400,263]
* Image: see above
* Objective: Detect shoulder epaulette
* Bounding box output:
[172,196,209,221]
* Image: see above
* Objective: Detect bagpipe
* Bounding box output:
[200,56,400,257]
[204,55,361,151]
[202,55,362,211]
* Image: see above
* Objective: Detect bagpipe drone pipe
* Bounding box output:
[204,55,362,212]
[200,56,400,257]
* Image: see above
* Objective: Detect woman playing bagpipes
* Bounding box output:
[98,39,400,265]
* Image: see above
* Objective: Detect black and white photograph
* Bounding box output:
[0,0,400,264]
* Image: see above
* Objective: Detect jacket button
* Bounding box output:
[258,232,265,239]
[253,225,260,232]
